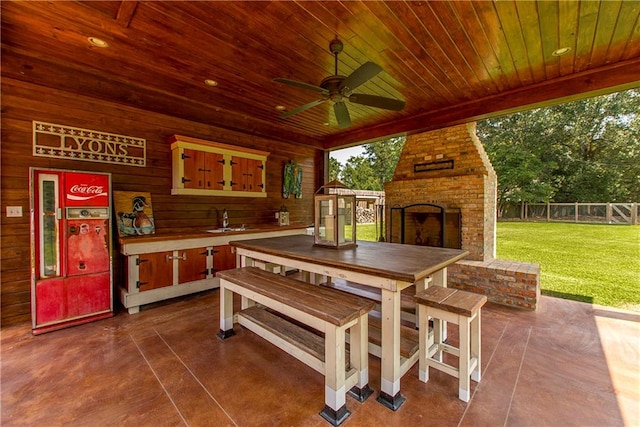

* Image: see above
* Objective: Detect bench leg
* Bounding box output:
[471,311,481,383]
[459,314,471,402]
[347,314,373,403]
[320,325,350,426]
[216,283,235,340]
[418,304,430,383]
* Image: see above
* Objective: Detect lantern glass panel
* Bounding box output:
[314,195,336,246]
[313,193,357,249]
[341,196,355,246]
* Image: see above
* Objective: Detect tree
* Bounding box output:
[478,88,640,206]
[476,112,556,213]
[337,136,405,190]
[328,156,341,182]
[340,156,379,190]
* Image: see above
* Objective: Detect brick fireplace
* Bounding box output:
[385,123,540,310]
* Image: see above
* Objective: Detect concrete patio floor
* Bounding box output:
[2,289,638,426]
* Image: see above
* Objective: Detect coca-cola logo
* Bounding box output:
[70,184,104,195]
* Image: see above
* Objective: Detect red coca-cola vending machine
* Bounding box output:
[30,168,113,334]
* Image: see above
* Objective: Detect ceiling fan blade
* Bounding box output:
[273,78,328,94]
[280,98,327,118]
[348,93,406,111]
[339,62,383,93]
[334,101,351,128]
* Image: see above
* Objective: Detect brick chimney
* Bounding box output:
[385,123,497,261]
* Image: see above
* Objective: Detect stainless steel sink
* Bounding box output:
[204,227,249,233]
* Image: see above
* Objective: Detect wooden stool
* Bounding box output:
[415,286,487,402]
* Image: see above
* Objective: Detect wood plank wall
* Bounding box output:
[1,78,324,327]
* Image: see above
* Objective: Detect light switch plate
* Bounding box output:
[6,206,22,217]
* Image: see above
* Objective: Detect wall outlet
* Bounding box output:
[6,206,23,217]
[275,212,279,219]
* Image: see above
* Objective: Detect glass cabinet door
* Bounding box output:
[38,173,60,278]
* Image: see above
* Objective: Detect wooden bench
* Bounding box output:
[321,282,423,382]
[216,267,376,426]
[322,279,423,323]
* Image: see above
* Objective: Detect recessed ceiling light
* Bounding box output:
[204,79,218,87]
[275,105,286,111]
[88,37,109,48]
[552,47,571,56]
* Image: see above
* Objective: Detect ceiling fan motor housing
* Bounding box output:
[329,38,344,55]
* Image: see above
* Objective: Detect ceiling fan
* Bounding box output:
[273,38,405,128]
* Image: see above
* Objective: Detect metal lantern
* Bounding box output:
[313,180,357,249]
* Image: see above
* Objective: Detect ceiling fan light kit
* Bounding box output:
[274,38,405,128]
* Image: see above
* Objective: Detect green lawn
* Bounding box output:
[496,222,640,310]
[354,223,379,242]
[357,221,640,310]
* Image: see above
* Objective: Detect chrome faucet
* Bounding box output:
[222,208,229,228]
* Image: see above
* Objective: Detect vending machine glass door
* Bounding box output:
[38,173,60,278]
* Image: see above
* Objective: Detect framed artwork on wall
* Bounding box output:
[113,191,155,237]
[283,161,302,199]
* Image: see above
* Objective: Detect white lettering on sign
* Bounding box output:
[32,121,146,167]
[70,184,105,194]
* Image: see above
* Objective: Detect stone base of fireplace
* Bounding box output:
[448,259,540,310]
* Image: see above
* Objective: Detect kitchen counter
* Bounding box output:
[119,223,310,255]
[117,223,309,313]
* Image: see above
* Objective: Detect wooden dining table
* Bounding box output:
[229,234,469,411]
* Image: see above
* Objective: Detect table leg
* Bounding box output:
[236,255,256,309]
[431,267,447,287]
[376,288,406,411]
[216,281,235,340]
[432,267,448,340]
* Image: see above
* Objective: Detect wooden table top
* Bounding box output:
[230,234,469,284]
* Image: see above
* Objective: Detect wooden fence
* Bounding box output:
[499,202,639,225]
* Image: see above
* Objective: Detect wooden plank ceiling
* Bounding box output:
[2,1,639,150]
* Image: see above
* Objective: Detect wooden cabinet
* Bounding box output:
[137,251,173,291]
[183,150,224,191]
[230,157,264,192]
[118,227,307,314]
[178,247,209,284]
[213,245,236,271]
[170,135,268,197]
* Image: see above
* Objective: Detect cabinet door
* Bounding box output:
[213,245,236,272]
[204,152,225,190]
[138,251,173,291]
[178,247,209,284]
[183,148,199,189]
[182,148,205,189]
[231,156,264,192]
[230,156,247,191]
[248,158,264,192]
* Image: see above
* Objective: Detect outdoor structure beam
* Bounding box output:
[323,58,640,149]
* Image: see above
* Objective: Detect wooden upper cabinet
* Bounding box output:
[230,156,264,192]
[170,135,268,197]
[183,149,225,190]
